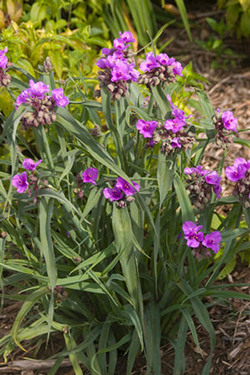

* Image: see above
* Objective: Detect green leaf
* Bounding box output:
[240,10,250,37]
[175,0,192,41]
[112,205,143,313]
[39,197,57,290]
[64,332,84,375]
[152,86,171,119]
[56,108,133,185]
[30,2,47,24]
[48,49,64,79]
[217,256,236,280]
[144,303,161,375]
[174,316,188,375]
[174,173,195,222]
[157,153,173,207]
[196,90,215,119]
[11,287,49,350]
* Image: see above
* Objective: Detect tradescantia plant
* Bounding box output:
[1,30,250,375]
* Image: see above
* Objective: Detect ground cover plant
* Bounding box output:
[1,28,250,375]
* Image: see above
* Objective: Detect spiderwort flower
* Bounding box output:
[213,109,238,146]
[136,119,158,138]
[103,187,123,202]
[119,31,135,43]
[113,38,127,51]
[139,52,160,72]
[202,232,221,253]
[12,172,29,193]
[115,177,140,196]
[221,111,238,132]
[164,118,185,133]
[182,221,204,248]
[23,158,42,171]
[171,137,182,148]
[82,167,99,186]
[52,88,69,107]
[29,80,49,99]
[0,47,11,87]
[15,88,31,107]
[0,47,8,69]
[225,159,247,182]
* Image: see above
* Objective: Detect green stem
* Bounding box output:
[35,126,59,189]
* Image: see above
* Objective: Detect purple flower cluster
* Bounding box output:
[182,221,221,259]
[135,95,194,156]
[184,165,222,209]
[138,52,183,87]
[97,31,139,100]
[0,47,11,87]
[213,109,238,146]
[15,80,69,128]
[103,177,140,208]
[12,158,42,202]
[225,158,250,207]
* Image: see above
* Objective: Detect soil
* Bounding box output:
[1,3,250,375]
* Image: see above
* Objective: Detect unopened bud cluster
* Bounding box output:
[138,52,183,88]
[138,64,176,87]
[184,166,221,210]
[136,95,194,156]
[43,56,53,73]
[15,79,69,129]
[0,47,11,87]
[155,123,194,157]
[20,96,57,129]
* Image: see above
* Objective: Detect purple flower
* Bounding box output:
[221,111,238,132]
[0,47,8,69]
[214,184,222,199]
[171,137,182,148]
[23,158,42,171]
[184,166,203,175]
[52,88,69,107]
[29,80,49,99]
[156,53,170,65]
[164,118,184,133]
[103,186,123,201]
[202,231,221,253]
[15,88,32,107]
[97,58,108,69]
[234,157,250,170]
[111,61,131,82]
[182,221,204,248]
[119,31,135,43]
[12,172,29,193]
[82,167,98,185]
[136,119,158,138]
[172,61,183,76]
[139,52,160,72]
[225,164,246,182]
[115,177,140,196]
[102,48,114,56]
[113,38,127,50]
